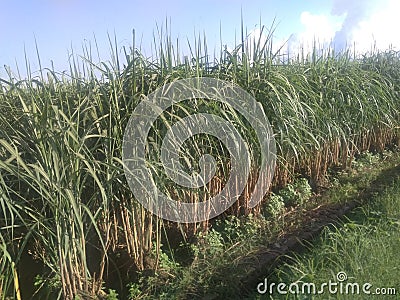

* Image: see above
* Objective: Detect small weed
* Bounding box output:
[127,282,142,299]
[278,177,312,206]
[106,289,119,300]
[352,151,381,170]
[264,193,285,218]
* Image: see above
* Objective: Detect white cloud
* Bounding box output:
[351,0,400,52]
[241,13,341,61]
[282,0,400,56]
[298,11,341,45]
[243,14,340,61]
[278,11,343,56]
[230,0,399,60]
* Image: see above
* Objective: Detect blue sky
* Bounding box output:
[0,0,397,78]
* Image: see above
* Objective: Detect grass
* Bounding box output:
[249,172,400,300]
[0,20,400,298]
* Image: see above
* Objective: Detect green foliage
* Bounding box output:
[105,289,119,300]
[33,274,61,299]
[194,228,225,258]
[156,243,180,272]
[127,282,142,299]
[278,177,312,206]
[264,193,285,217]
[352,151,381,170]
